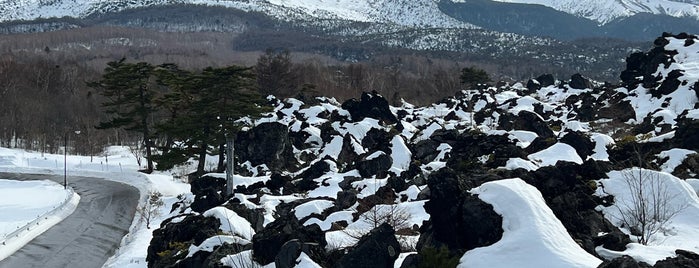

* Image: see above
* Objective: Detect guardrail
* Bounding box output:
[0,187,75,247]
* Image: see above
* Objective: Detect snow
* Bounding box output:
[590,133,614,161]
[486,0,699,24]
[657,148,696,173]
[294,199,335,220]
[462,178,602,268]
[595,169,699,264]
[528,142,584,167]
[0,179,79,261]
[389,135,411,175]
[203,207,256,240]
[186,235,250,258]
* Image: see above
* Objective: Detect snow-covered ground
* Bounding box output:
[0,146,191,268]
[0,179,79,261]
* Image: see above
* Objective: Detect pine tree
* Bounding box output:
[91,59,156,173]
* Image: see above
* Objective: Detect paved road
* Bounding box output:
[0,173,139,268]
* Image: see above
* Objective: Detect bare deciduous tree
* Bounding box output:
[136,191,164,229]
[613,168,687,245]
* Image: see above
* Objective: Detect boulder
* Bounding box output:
[536,74,556,87]
[336,190,358,210]
[335,223,401,268]
[357,152,393,178]
[341,91,398,124]
[417,169,503,253]
[252,216,326,265]
[190,176,226,213]
[500,110,554,140]
[362,128,392,152]
[147,215,221,268]
[597,255,652,268]
[654,249,699,268]
[570,73,593,89]
[674,117,699,150]
[294,160,331,191]
[274,239,326,268]
[560,131,595,160]
[236,122,296,172]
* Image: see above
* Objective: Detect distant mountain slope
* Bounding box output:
[0,0,475,28]
[440,0,699,41]
[485,0,699,24]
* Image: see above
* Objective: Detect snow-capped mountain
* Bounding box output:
[486,0,699,24]
[0,0,475,28]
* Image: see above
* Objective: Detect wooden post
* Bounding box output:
[226,137,234,197]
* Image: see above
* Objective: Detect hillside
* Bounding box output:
[144,33,699,267]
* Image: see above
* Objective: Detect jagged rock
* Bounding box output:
[236,122,296,172]
[266,173,291,193]
[252,215,326,265]
[537,74,556,87]
[570,73,593,89]
[337,134,360,171]
[190,175,226,196]
[274,239,326,268]
[295,160,331,191]
[594,230,632,251]
[654,69,683,97]
[341,91,398,124]
[597,255,652,268]
[500,110,554,139]
[674,117,699,150]
[356,152,393,177]
[190,176,226,213]
[362,128,392,152]
[335,223,401,268]
[654,249,699,268]
[412,139,440,164]
[226,202,266,232]
[147,215,221,268]
[336,190,358,210]
[417,169,503,253]
[523,161,624,254]
[619,33,683,90]
[526,78,541,93]
[560,131,595,159]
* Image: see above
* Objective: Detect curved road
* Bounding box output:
[0,173,139,268]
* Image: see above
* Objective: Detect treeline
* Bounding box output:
[91,59,270,175]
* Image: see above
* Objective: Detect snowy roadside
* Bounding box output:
[0,146,191,268]
[0,179,79,261]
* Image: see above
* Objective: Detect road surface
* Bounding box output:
[0,173,139,268]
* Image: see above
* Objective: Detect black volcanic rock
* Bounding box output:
[335,223,401,268]
[341,91,398,124]
[417,168,503,253]
[570,73,593,89]
[597,255,652,268]
[236,122,296,172]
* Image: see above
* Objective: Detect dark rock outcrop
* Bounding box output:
[335,223,401,268]
[570,73,593,89]
[147,215,221,268]
[560,131,595,159]
[236,122,296,172]
[356,152,393,178]
[597,255,652,268]
[252,216,326,265]
[190,176,226,213]
[654,249,699,268]
[417,168,503,253]
[341,91,398,124]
